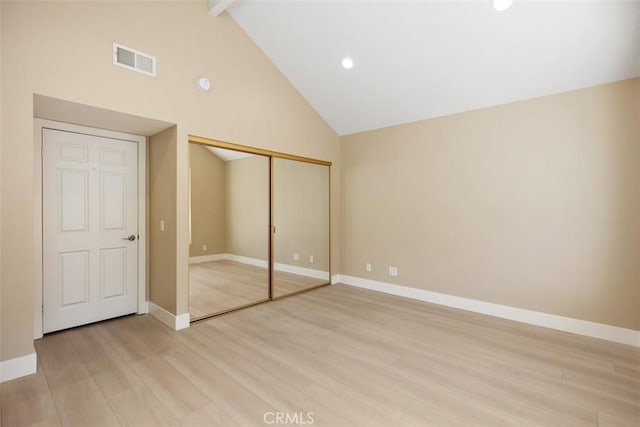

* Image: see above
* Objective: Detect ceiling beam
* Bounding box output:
[208,0,237,16]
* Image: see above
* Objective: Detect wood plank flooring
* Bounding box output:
[189,260,328,318]
[2,284,638,426]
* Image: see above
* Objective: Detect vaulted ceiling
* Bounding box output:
[224,0,640,136]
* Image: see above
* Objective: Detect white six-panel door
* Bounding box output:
[43,128,139,333]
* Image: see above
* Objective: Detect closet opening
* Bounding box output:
[188,135,331,321]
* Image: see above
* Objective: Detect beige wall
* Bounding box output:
[274,158,330,272]
[0,1,3,358]
[189,144,225,257]
[5,0,634,371]
[341,79,640,331]
[149,127,178,313]
[189,150,330,273]
[225,155,270,261]
[0,1,339,363]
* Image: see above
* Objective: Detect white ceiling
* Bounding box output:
[227,0,640,136]
[206,145,254,161]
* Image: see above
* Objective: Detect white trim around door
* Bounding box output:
[34,119,147,339]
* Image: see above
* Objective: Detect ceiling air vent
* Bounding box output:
[113,43,156,77]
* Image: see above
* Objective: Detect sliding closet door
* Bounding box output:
[188,135,332,319]
[272,158,330,298]
[188,144,270,319]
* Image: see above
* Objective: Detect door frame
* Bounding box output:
[34,119,147,339]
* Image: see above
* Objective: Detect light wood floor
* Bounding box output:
[189,260,328,319]
[2,284,638,426]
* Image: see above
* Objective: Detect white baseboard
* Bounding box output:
[138,300,149,314]
[226,254,268,269]
[175,312,190,330]
[225,254,330,281]
[192,254,331,282]
[339,275,640,347]
[0,352,37,383]
[331,274,342,285]
[189,254,227,264]
[149,302,190,331]
[274,262,330,281]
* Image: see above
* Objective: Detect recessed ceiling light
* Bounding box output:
[341,57,354,70]
[493,0,512,12]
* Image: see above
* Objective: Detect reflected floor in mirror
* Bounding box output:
[189,260,268,319]
[273,270,328,299]
[189,260,327,319]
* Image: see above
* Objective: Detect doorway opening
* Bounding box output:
[33,95,174,338]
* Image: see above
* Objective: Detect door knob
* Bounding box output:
[122,234,136,241]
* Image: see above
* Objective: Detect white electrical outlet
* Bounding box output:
[160,220,165,232]
[366,263,372,272]
[293,253,299,261]
[389,266,398,277]
[309,255,314,263]
[202,244,207,251]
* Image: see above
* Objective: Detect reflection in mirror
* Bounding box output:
[189,143,269,319]
[273,158,330,298]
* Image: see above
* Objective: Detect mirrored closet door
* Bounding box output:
[188,136,331,320]
[272,158,330,298]
[189,143,270,320]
